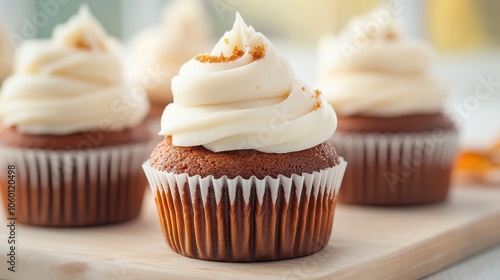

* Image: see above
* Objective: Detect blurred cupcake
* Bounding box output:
[128,0,213,141]
[0,22,13,84]
[142,13,347,262]
[0,6,151,226]
[318,11,458,206]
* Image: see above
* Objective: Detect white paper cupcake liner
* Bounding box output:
[329,130,458,205]
[142,159,347,262]
[0,142,150,226]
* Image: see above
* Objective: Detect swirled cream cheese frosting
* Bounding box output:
[0,23,13,82]
[0,5,149,135]
[159,13,337,153]
[318,12,447,117]
[128,0,212,106]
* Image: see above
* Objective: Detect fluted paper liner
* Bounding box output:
[142,159,347,262]
[0,143,150,226]
[330,130,458,205]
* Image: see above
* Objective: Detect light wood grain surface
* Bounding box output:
[425,244,500,280]
[0,186,499,280]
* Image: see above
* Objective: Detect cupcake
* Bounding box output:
[0,22,13,84]
[318,12,458,206]
[142,13,347,262]
[0,6,151,226]
[128,0,213,139]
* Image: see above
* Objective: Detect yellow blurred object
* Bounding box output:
[428,0,486,50]
[455,151,492,171]
[454,138,500,185]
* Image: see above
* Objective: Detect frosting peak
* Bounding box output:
[195,14,267,65]
[318,10,447,117]
[160,13,337,153]
[128,0,213,105]
[348,14,402,42]
[211,13,257,56]
[53,5,116,52]
[0,5,149,135]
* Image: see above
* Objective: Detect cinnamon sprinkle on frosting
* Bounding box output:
[195,46,244,63]
[74,39,94,50]
[249,45,266,61]
[195,44,266,63]
[313,100,322,111]
[312,90,323,110]
[301,86,306,91]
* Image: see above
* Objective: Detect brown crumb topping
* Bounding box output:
[313,100,322,111]
[74,39,92,50]
[195,44,267,64]
[195,46,244,63]
[312,89,323,111]
[69,36,107,51]
[249,45,266,61]
[301,86,306,91]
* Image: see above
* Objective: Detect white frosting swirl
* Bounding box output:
[0,23,13,82]
[0,5,149,135]
[160,13,337,153]
[318,12,447,117]
[128,0,212,106]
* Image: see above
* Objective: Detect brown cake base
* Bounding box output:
[332,113,458,206]
[336,113,456,133]
[0,124,152,227]
[143,137,347,261]
[0,121,151,150]
[150,137,340,179]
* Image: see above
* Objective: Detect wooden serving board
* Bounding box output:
[1,185,500,280]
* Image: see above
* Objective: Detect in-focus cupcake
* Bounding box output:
[318,11,458,206]
[128,0,212,125]
[142,13,347,262]
[0,22,13,84]
[0,6,151,226]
